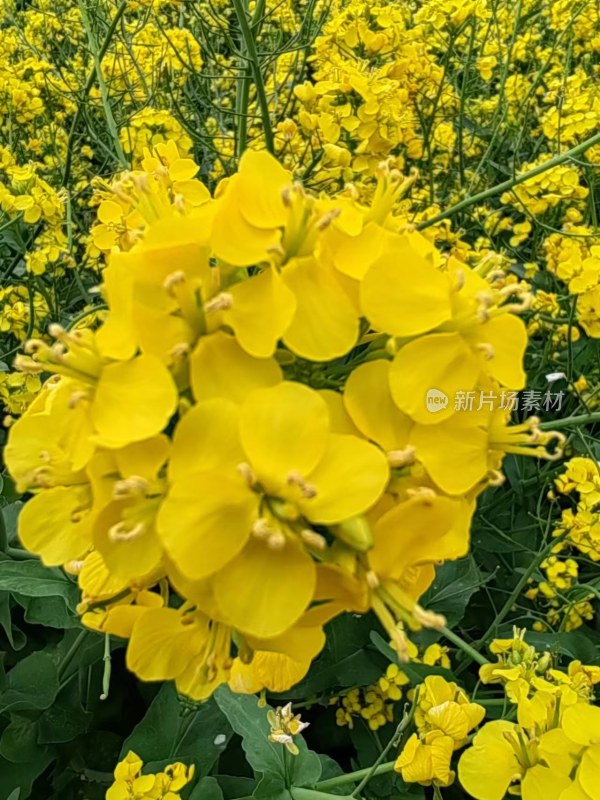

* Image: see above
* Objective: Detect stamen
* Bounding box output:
[108,522,145,542]
[237,462,257,487]
[387,445,416,468]
[300,529,327,551]
[287,470,317,499]
[113,476,149,498]
[204,292,233,313]
[475,342,495,360]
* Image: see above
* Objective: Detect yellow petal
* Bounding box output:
[236,149,290,229]
[18,485,92,565]
[370,495,466,580]
[467,314,527,390]
[190,331,282,404]
[97,199,124,224]
[95,258,137,360]
[562,703,600,745]
[239,382,329,490]
[410,417,489,495]
[344,360,412,450]
[299,434,389,523]
[127,608,207,680]
[169,399,243,481]
[92,355,178,447]
[211,174,280,266]
[114,435,170,482]
[360,246,452,336]
[172,179,211,205]
[282,255,359,361]
[317,389,360,435]
[225,269,296,358]
[521,766,572,800]
[458,722,520,800]
[157,472,259,579]
[169,158,200,181]
[579,745,600,800]
[213,537,316,637]
[389,332,480,424]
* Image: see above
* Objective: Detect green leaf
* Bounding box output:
[0,716,47,764]
[7,789,20,800]
[38,683,92,744]
[0,560,79,610]
[215,687,321,790]
[0,651,59,713]
[189,776,225,800]
[316,756,354,796]
[14,593,79,629]
[283,615,383,698]
[124,683,231,774]
[2,502,22,546]
[422,556,484,627]
[215,687,285,780]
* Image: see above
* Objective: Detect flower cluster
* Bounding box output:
[394,676,485,788]
[333,643,450,730]
[106,751,194,800]
[5,147,561,701]
[459,630,600,800]
[525,458,600,631]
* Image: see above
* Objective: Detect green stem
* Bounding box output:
[231,0,274,153]
[57,629,89,682]
[439,626,489,667]
[315,761,396,791]
[352,703,413,798]
[77,0,128,168]
[539,412,600,430]
[416,130,600,231]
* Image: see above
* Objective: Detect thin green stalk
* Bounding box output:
[77,0,128,168]
[62,0,127,185]
[440,626,489,667]
[539,412,600,430]
[57,629,89,682]
[315,761,396,792]
[417,130,600,231]
[351,701,414,798]
[232,0,275,153]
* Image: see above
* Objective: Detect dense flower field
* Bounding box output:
[0,0,599,798]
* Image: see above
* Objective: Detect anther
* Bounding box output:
[204,292,233,313]
[387,446,416,468]
[300,529,327,551]
[286,470,317,499]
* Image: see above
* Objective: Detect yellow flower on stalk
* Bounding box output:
[395,731,455,787]
[364,492,474,660]
[106,749,194,800]
[12,326,178,455]
[157,381,389,637]
[210,149,361,361]
[414,676,485,749]
[458,720,573,800]
[384,262,529,425]
[267,702,310,755]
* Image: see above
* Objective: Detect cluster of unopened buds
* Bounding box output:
[6,147,564,700]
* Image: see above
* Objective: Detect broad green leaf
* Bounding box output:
[38,683,92,744]
[215,687,321,790]
[189,776,225,800]
[0,716,47,764]
[0,560,79,610]
[124,683,231,774]
[422,556,484,627]
[0,651,59,713]
[14,593,80,629]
